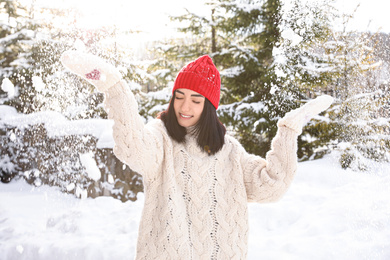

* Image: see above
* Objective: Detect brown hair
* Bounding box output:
[159,91,226,155]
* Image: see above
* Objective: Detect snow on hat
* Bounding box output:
[172,55,221,109]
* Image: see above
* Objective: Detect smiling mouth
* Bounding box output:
[179,113,193,119]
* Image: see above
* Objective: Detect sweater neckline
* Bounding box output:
[183,133,210,158]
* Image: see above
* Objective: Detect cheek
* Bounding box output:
[196,105,204,116]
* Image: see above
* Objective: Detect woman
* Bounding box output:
[61,51,333,260]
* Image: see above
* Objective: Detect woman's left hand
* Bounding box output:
[277,95,334,134]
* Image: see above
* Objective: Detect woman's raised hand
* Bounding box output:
[278,95,334,134]
[60,51,122,92]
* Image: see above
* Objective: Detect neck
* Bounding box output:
[186,125,198,136]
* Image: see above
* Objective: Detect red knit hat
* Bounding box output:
[172,55,221,109]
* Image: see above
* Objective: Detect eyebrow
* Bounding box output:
[176,90,204,98]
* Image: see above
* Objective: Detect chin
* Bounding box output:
[178,121,195,128]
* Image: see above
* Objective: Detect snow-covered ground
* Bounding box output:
[0,154,389,260]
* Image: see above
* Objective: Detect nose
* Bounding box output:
[181,98,191,112]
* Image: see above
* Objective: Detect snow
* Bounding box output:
[79,152,101,181]
[151,69,171,78]
[32,76,45,92]
[219,100,266,123]
[148,103,168,116]
[144,87,171,101]
[0,105,114,148]
[230,0,263,13]
[0,182,141,259]
[73,39,87,52]
[220,65,244,78]
[281,28,303,47]
[1,154,389,260]
[1,78,15,98]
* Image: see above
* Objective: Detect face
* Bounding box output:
[173,88,205,128]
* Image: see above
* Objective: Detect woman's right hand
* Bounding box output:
[60,51,122,93]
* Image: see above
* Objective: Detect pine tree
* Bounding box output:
[214,0,298,157]
[325,30,389,170]
[0,1,146,199]
[282,3,390,169]
[0,0,37,108]
[161,0,286,157]
[276,0,337,160]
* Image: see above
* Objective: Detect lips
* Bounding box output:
[179,113,193,119]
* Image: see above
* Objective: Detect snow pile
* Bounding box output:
[0,183,142,259]
[1,78,15,98]
[79,152,101,181]
[32,76,45,92]
[281,28,303,47]
[0,154,389,260]
[0,105,114,149]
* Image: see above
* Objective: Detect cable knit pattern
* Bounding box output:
[103,81,299,260]
[59,51,302,259]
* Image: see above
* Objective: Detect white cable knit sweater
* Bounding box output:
[104,80,299,260]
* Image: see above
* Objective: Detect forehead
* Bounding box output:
[175,88,204,97]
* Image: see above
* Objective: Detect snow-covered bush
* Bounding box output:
[0,106,143,201]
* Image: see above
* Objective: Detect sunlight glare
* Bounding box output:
[28,0,208,50]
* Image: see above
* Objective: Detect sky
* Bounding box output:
[30,0,207,40]
[26,0,389,45]
[334,0,390,33]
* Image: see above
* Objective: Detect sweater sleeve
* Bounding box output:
[240,126,299,203]
[103,80,164,180]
